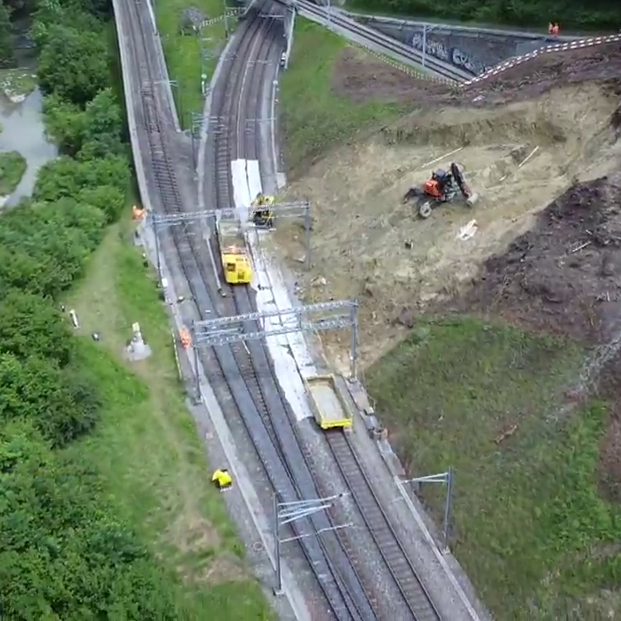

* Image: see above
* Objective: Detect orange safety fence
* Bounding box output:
[179,327,191,349]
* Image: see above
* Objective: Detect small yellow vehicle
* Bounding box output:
[221,245,251,285]
[251,192,275,228]
[218,219,252,285]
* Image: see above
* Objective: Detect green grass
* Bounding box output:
[155,0,230,128]
[367,316,621,619]
[0,68,37,102]
[63,213,273,619]
[280,19,418,175]
[0,150,27,195]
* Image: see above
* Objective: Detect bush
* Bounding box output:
[44,88,125,158]
[354,0,621,29]
[0,424,183,619]
[0,290,73,366]
[38,23,109,105]
[0,199,106,297]
[0,353,100,447]
[34,155,129,203]
[0,1,200,618]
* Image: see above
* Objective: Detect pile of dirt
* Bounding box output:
[332,42,621,109]
[460,174,621,343]
[465,43,621,105]
[276,83,621,371]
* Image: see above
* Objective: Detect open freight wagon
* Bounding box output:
[304,374,353,431]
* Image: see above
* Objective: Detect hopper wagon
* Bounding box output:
[304,374,353,431]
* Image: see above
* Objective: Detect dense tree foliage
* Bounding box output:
[38,24,109,105]
[0,422,182,619]
[355,0,621,29]
[0,290,73,366]
[0,0,192,617]
[0,2,13,66]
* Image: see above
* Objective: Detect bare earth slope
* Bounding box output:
[274,38,621,619]
[276,42,621,371]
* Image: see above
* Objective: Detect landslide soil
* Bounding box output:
[274,42,621,374]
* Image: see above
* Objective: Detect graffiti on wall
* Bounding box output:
[410,32,486,75]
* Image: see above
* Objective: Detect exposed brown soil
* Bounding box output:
[332,41,621,108]
[451,173,621,494]
[278,84,621,373]
[458,174,621,343]
[332,47,449,104]
[283,41,621,495]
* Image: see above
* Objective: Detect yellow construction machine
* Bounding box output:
[217,219,252,285]
[251,192,275,228]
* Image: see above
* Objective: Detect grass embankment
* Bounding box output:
[280,19,415,174]
[156,0,230,128]
[367,316,621,620]
[63,212,273,619]
[0,150,27,195]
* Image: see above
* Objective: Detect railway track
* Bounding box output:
[213,5,445,621]
[205,5,379,620]
[121,0,447,617]
[228,6,447,621]
[287,0,471,82]
[327,432,442,620]
[121,0,365,618]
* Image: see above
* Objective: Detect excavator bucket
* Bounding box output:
[450,162,479,206]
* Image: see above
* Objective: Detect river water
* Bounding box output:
[0,87,58,207]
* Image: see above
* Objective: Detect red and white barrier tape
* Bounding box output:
[462,33,621,88]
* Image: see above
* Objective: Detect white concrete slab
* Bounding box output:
[231,159,252,216]
[247,159,262,208]
[230,159,314,424]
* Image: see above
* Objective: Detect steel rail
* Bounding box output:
[327,431,442,620]
[243,18,408,621]
[121,0,358,617]
[235,8,426,621]
[205,5,374,619]
[232,4,447,620]
[240,6,445,621]
[289,0,470,82]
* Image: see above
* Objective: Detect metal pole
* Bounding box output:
[223,0,229,38]
[422,24,427,69]
[192,328,201,403]
[442,467,453,552]
[273,492,283,595]
[190,127,197,171]
[350,304,358,379]
[304,206,311,270]
[175,81,184,129]
[153,217,162,282]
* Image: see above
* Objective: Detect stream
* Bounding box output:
[0,86,58,207]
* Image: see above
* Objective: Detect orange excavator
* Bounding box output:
[403,162,478,219]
